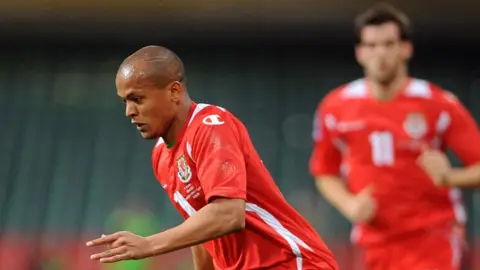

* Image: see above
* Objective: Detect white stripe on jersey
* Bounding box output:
[341,78,433,99]
[404,79,432,98]
[341,79,367,98]
[246,203,313,270]
[188,103,210,126]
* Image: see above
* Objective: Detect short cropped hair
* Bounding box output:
[354,3,412,44]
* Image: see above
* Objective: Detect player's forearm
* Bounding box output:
[146,199,245,256]
[191,245,214,270]
[444,163,480,188]
[315,176,356,218]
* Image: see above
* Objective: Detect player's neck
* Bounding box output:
[162,98,193,146]
[368,73,409,101]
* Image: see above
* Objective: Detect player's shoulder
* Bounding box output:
[192,103,229,117]
[188,103,231,127]
[319,78,367,111]
[407,78,460,105]
[185,103,238,136]
[430,86,460,105]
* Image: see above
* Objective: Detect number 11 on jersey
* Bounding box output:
[369,131,394,166]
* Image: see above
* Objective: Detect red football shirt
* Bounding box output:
[152,102,338,270]
[309,78,480,246]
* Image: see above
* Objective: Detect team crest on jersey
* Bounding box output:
[176,155,192,183]
[403,112,427,139]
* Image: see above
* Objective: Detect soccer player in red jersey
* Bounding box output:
[309,4,480,270]
[86,45,338,270]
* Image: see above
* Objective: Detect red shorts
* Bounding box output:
[363,224,465,270]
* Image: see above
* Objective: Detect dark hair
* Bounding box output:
[354,3,412,44]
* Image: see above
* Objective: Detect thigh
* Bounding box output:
[363,225,465,270]
[363,246,393,270]
[400,225,465,270]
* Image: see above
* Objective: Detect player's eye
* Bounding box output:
[132,96,143,103]
[363,42,375,49]
[384,41,395,48]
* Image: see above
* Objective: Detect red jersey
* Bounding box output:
[309,78,480,246]
[152,102,338,270]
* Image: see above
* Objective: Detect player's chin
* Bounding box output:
[373,72,394,84]
[139,131,157,140]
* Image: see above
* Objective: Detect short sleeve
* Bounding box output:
[441,93,480,166]
[309,103,342,178]
[191,114,247,203]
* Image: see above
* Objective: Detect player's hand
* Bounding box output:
[86,231,154,263]
[417,148,451,186]
[346,185,376,224]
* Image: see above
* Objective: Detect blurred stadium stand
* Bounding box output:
[0,0,479,41]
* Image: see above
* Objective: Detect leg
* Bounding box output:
[362,224,465,270]
[399,224,465,270]
[362,245,392,270]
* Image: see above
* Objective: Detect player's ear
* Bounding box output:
[355,44,365,66]
[169,81,183,103]
[401,41,413,61]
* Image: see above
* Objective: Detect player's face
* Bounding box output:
[116,72,180,140]
[355,22,412,84]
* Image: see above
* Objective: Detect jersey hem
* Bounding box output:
[205,188,247,203]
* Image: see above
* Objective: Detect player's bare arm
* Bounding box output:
[146,198,245,255]
[87,197,245,263]
[310,101,376,224]
[443,164,480,187]
[191,244,214,270]
[418,149,480,188]
[317,176,376,223]
[315,176,354,218]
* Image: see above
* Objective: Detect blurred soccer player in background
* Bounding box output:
[86,45,339,270]
[309,3,480,270]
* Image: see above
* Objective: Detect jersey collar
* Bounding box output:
[166,101,197,149]
[365,77,412,101]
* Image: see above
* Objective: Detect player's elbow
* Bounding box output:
[229,211,246,232]
[225,200,246,232]
[211,198,246,233]
[315,176,332,195]
[315,175,348,202]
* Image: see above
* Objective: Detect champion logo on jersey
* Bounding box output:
[176,155,192,183]
[403,112,428,139]
[202,114,224,125]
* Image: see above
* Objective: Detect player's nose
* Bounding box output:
[373,45,389,57]
[125,102,138,118]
